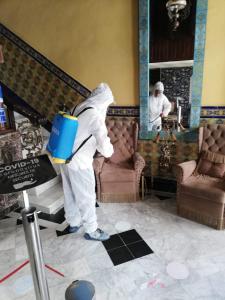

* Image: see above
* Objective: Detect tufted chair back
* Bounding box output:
[93,116,145,203]
[106,117,138,161]
[199,124,225,155]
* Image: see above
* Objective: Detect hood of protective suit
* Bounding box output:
[153,81,164,93]
[74,83,114,118]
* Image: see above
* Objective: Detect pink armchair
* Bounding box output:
[93,117,145,202]
[176,124,225,229]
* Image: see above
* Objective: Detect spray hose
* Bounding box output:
[149,115,161,124]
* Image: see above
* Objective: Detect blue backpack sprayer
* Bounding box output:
[47,106,93,163]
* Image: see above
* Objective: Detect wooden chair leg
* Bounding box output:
[141,174,145,200]
[217,218,224,230]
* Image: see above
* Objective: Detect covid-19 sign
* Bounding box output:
[0,155,57,194]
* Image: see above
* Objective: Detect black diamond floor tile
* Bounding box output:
[102,234,124,251]
[108,246,134,266]
[40,226,47,230]
[56,226,71,237]
[119,229,143,245]
[15,207,23,213]
[16,219,22,226]
[40,225,47,230]
[127,240,153,258]
[39,207,65,224]
[95,202,99,207]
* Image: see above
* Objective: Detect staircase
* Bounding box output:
[0,23,91,216]
[0,23,90,126]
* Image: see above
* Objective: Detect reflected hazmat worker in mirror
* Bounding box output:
[60,83,114,241]
[148,81,171,131]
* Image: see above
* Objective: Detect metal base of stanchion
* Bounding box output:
[21,205,50,300]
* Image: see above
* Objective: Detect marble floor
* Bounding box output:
[1,195,225,300]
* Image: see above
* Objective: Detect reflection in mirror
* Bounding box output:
[148,0,197,133]
[148,81,172,132]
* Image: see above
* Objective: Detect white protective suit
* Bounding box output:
[148,82,171,131]
[60,83,114,233]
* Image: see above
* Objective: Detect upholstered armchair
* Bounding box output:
[93,117,145,202]
[176,124,225,229]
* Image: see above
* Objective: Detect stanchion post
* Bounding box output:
[21,191,50,300]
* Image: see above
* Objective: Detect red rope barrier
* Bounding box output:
[45,264,65,277]
[0,260,29,283]
[0,260,65,284]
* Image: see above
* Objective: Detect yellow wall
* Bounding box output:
[202,0,225,106]
[0,0,138,105]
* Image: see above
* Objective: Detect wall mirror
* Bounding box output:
[139,0,208,140]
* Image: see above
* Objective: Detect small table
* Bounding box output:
[141,164,177,199]
[141,167,152,199]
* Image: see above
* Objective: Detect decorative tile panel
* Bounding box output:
[0,131,22,217]
[16,118,43,158]
[161,67,192,127]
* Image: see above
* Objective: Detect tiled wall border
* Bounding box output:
[201,106,225,118]
[108,106,139,117]
[139,0,208,139]
[108,106,225,119]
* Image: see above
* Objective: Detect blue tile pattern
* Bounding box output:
[189,0,208,128]
[191,106,202,127]
[139,0,149,139]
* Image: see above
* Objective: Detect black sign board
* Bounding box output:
[0,155,57,194]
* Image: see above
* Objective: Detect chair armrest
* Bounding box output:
[133,153,145,190]
[176,160,197,183]
[133,152,146,171]
[93,157,105,174]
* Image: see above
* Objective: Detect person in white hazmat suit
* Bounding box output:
[60,83,114,241]
[148,81,171,131]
